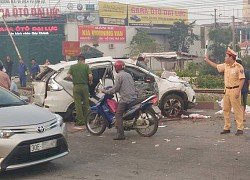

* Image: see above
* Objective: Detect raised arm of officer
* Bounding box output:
[203,55,218,68]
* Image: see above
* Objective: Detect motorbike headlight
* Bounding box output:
[48,79,63,91]
[55,114,64,127]
[0,130,14,138]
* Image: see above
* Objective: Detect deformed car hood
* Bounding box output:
[0,104,56,127]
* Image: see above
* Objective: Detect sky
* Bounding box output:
[0,0,245,24]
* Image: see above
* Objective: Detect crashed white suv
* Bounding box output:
[32,56,196,120]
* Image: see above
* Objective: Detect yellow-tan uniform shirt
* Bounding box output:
[217,62,245,87]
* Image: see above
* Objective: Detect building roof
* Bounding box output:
[239,40,250,48]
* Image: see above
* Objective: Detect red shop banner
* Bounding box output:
[78,25,126,43]
[62,41,81,56]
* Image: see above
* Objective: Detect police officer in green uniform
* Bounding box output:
[66,54,93,126]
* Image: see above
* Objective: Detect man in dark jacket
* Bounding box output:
[30,59,40,80]
[5,56,13,79]
[236,58,250,121]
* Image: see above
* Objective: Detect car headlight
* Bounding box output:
[0,130,14,138]
[55,114,64,127]
[182,82,192,88]
[48,79,63,91]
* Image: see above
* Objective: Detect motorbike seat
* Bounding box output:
[127,96,149,109]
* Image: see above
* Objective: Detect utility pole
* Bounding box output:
[214,9,217,27]
[0,12,22,61]
[232,16,236,51]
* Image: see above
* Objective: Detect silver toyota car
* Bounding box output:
[0,87,69,171]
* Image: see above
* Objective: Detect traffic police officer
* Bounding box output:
[203,48,245,135]
[66,54,93,126]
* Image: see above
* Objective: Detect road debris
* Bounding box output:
[181,113,211,119]
[217,139,226,143]
[164,139,171,142]
[158,125,167,128]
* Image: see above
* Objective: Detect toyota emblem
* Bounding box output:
[37,126,45,133]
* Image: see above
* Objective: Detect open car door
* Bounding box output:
[32,68,55,106]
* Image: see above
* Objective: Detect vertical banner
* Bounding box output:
[78,26,126,43]
[62,41,81,56]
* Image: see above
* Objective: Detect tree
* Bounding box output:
[208,27,232,63]
[129,32,163,57]
[168,20,199,53]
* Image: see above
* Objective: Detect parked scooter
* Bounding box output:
[85,81,159,137]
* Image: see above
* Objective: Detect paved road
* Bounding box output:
[1,109,250,180]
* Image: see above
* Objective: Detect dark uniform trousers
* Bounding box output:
[73,84,89,125]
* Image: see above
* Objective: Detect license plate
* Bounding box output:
[30,139,57,152]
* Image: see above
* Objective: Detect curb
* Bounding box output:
[194,101,220,110]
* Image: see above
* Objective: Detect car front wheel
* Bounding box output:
[161,94,184,117]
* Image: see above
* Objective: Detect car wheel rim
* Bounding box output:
[163,98,182,117]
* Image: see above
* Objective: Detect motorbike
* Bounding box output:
[85,84,159,137]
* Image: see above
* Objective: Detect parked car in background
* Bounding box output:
[32,56,196,120]
[0,86,69,171]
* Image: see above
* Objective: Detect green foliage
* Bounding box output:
[242,55,250,70]
[176,61,223,88]
[80,45,103,58]
[208,27,232,63]
[176,62,198,77]
[129,32,163,57]
[168,20,199,52]
[199,63,220,76]
[196,75,224,88]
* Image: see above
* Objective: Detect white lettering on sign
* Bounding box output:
[0,7,60,18]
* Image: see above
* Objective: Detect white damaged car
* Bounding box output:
[32,56,196,120]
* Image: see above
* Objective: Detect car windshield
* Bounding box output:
[136,61,159,77]
[0,88,26,107]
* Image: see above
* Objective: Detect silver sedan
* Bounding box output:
[0,87,69,171]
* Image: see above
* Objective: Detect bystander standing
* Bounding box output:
[44,58,50,66]
[30,59,40,80]
[236,58,250,121]
[18,59,27,87]
[0,62,11,89]
[4,55,13,79]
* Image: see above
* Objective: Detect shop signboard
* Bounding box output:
[98,1,128,26]
[98,1,188,27]
[0,24,64,36]
[78,25,126,43]
[0,0,60,19]
[128,5,188,26]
